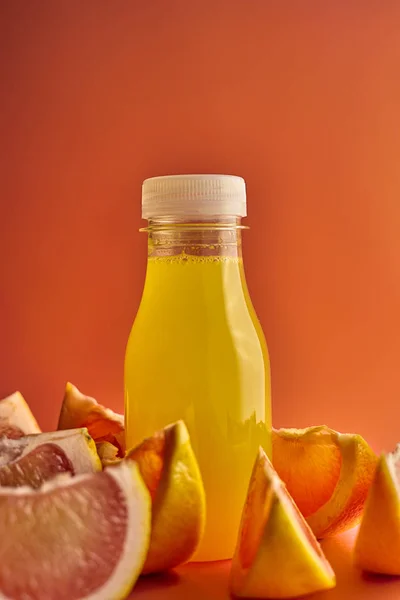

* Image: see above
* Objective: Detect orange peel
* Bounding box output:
[58,382,125,455]
[272,425,377,538]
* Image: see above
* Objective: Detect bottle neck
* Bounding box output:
[143,216,245,259]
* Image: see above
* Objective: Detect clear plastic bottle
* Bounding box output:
[125,175,271,561]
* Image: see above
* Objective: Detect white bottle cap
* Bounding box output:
[142,174,247,219]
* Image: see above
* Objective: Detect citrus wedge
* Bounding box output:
[0,391,41,438]
[0,461,151,600]
[0,428,101,488]
[272,426,377,538]
[96,441,122,468]
[58,382,125,455]
[354,447,400,574]
[230,447,336,599]
[126,420,205,574]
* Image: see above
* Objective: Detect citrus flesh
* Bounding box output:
[272,426,377,537]
[0,392,41,439]
[230,447,336,599]
[0,461,151,600]
[126,420,205,574]
[96,441,121,468]
[58,383,125,455]
[0,429,101,488]
[354,446,400,575]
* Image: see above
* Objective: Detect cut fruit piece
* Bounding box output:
[0,428,101,488]
[96,441,122,468]
[354,447,400,575]
[272,426,377,538]
[126,420,205,574]
[0,391,41,438]
[230,448,336,599]
[0,461,151,600]
[58,382,125,455]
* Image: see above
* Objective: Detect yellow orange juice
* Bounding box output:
[125,252,271,560]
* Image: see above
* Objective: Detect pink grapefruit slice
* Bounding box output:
[0,461,151,600]
[0,428,101,488]
[230,448,336,598]
[58,383,125,455]
[0,391,41,438]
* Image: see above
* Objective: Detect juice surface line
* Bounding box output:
[125,174,271,561]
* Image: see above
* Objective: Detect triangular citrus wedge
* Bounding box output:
[0,461,151,600]
[272,426,377,537]
[0,428,101,488]
[58,383,125,455]
[0,391,41,438]
[126,420,205,574]
[230,448,335,598]
[354,447,400,574]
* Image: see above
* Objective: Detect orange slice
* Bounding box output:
[0,391,41,438]
[0,428,101,488]
[354,447,400,574]
[126,420,205,574]
[272,426,377,538]
[58,382,125,455]
[230,447,336,598]
[0,461,151,600]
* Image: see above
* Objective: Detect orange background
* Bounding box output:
[1,0,400,452]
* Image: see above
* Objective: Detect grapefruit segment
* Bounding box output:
[0,429,101,488]
[230,448,336,599]
[0,391,41,438]
[126,420,205,574]
[58,383,125,455]
[0,461,151,600]
[272,426,377,537]
[354,448,400,575]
